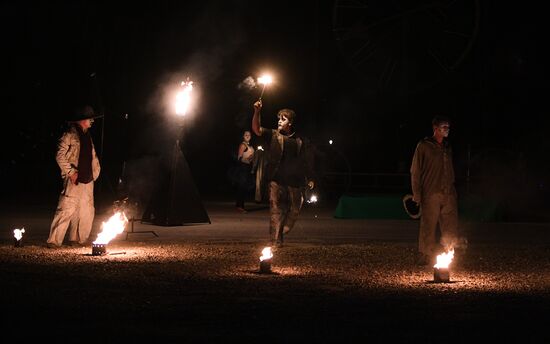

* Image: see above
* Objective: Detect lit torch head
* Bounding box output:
[258,74,273,86]
[175,79,194,116]
[257,74,273,100]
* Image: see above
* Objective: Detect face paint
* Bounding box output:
[438,124,450,138]
[278,115,291,133]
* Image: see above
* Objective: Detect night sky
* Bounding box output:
[1,1,548,209]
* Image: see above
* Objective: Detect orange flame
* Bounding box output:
[260,247,273,261]
[434,249,455,269]
[93,212,128,245]
[13,228,25,240]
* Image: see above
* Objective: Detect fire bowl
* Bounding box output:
[259,259,272,274]
[92,243,107,256]
[434,267,450,283]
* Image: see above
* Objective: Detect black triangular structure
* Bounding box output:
[142,140,210,226]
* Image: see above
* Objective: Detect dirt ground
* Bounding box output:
[1,202,549,342]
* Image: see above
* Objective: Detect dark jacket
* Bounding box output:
[260,127,315,186]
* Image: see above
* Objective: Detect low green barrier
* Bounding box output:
[334,194,501,222]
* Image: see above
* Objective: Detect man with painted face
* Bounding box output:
[410,116,459,265]
[47,105,101,248]
[252,100,315,247]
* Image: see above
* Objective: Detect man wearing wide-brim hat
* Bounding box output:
[47,105,102,248]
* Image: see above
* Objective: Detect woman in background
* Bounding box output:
[235,131,255,213]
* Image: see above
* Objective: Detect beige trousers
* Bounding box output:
[47,180,95,246]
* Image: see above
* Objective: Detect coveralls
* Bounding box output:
[258,127,314,245]
[410,137,458,256]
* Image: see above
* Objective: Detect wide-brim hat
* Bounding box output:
[402,194,421,219]
[67,105,104,122]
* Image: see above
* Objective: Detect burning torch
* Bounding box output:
[257,74,273,101]
[13,228,25,247]
[175,78,194,116]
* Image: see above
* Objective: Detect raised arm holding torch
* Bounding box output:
[252,99,262,136]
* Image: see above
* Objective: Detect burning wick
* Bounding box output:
[433,249,454,283]
[257,74,273,101]
[175,78,194,116]
[92,212,128,256]
[259,246,273,273]
[13,228,25,247]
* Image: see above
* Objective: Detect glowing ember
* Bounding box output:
[93,212,128,245]
[13,228,25,241]
[434,249,455,269]
[175,79,194,116]
[260,247,273,262]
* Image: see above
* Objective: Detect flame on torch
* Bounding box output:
[14,228,25,241]
[93,212,128,245]
[260,247,273,262]
[257,145,264,151]
[257,74,273,100]
[175,79,194,116]
[433,249,455,269]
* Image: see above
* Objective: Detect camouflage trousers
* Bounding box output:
[269,181,304,245]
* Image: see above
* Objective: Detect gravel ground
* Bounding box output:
[1,203,549,342]
[1,240,549,342]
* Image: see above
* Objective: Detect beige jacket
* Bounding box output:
[56,125,100,192]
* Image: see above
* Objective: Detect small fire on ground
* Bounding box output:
[433,249,454,283]
[260,247,273,262]
[93,212,128,245]
[13,228,25,241]
[434,249,455,269]
[259,246,273,274]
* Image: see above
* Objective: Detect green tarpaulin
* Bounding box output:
[334,194,501,222]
